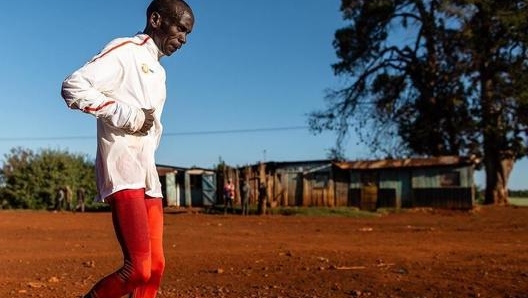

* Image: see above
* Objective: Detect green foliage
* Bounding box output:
[0,147,96,210]
[310,0,528,203]
[215,156,227,172]
[509,189,528,197]
[326,147,347,161]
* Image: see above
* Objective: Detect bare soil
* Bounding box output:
[0,206,527,298]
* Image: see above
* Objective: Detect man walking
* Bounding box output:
[61,1,195,297]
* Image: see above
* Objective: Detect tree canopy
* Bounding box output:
[0,147,96,209]
[310,0,528,204]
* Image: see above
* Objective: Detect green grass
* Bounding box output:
[267,206,384,218]
[206,204,384,217]
[509,197,528,207]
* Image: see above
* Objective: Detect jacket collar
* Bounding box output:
[136,33,164,60]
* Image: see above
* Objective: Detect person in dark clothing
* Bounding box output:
[258,182,268,215]
[224,178,235,214]
[75,187,86,213]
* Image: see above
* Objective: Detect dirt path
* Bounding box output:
[0,206,527,297]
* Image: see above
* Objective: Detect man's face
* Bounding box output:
[152,7,194,56]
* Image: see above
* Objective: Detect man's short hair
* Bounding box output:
[147,0,193,20]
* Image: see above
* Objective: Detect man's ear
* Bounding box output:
[149,11,162,28]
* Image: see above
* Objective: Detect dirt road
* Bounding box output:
[0,206,527,297]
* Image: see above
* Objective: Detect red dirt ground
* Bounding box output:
[0,206,527,298]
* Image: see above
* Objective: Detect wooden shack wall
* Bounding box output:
[302,168,335,207]
[333,167,350,206]
[241,161,335,208]
[280,171,302,206]
[239,164,269,206]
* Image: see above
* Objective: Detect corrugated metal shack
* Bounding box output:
[238,156,480,210]
[335,155,480,210]
[156,164,216,208]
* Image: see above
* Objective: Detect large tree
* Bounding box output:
[0,147,96,209]
[453,0,528,204]
[309,0,528,204]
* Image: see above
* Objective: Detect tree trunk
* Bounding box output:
[484,152,513,205]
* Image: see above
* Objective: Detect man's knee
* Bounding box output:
[151,256,165,278]
[120,258,152,284]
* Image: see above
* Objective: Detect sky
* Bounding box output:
[0,0,525,190]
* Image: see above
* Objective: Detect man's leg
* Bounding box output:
[84,189,151,298]
[243,199,248,215]
[132,197,165,298]
[230,198,234,213]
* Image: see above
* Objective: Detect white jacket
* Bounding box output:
[61,34,166,200]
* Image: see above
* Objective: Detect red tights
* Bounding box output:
[85,189,165,298]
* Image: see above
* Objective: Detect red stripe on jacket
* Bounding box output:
[83,100,116,112]
[92,36,151,62]
[84,36,150,112]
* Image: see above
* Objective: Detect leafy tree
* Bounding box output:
[509,189,528,197]
[326,147,347,161]
[309,0,528,205]
[0,147,96,209]
[450,0,528,204]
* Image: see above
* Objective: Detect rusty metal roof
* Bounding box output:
[333,155,480,170]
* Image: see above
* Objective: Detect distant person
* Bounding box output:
[224,178,235,214]
[60,0,194,297]
[240,179,250,215]
[258,182,268,215]
[65,185,74,211]
[75,187,86,213]
[55,187,65,212]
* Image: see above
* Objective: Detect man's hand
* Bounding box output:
[137,108,155,136]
